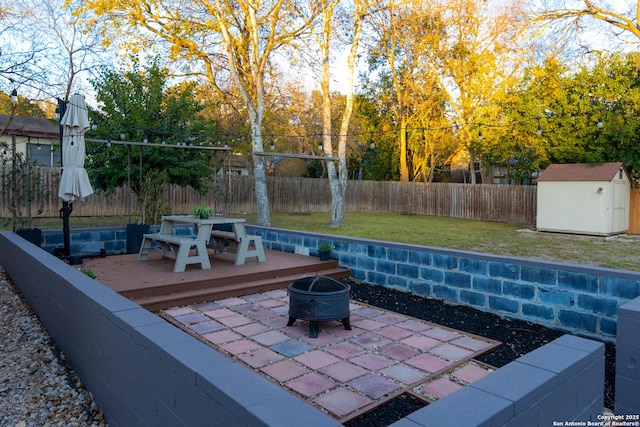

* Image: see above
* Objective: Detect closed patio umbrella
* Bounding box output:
[58,93,93,202]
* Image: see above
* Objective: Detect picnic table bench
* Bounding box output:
[209,222,266,266]
[137,215,214,273]
[137,215,265,272]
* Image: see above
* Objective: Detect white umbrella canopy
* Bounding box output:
[58,93,94,202]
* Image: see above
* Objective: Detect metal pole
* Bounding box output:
[58,98,72,258]
[11,132,17,232]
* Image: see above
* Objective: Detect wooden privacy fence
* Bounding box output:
[1,167,538,224]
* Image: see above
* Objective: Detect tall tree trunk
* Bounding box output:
[400,118,409,182]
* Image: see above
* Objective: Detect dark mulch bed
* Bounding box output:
[344,279,616,427]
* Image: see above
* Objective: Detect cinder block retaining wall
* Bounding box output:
[2,231,606,425]
[252,227,640,343]
[615,298,640,415]
[38,225,640,341]
[1,232,340,427]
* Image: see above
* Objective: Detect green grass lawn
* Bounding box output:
[4,211,640,272]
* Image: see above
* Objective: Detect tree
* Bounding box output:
[536,1,640,46]
[307,0,372,225]
[79,0,320,227]
[87,61,217,224]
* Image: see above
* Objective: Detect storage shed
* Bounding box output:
[536,162,630,236]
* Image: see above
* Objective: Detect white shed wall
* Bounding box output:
[537,178,629,235]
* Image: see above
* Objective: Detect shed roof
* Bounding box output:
[0,114,59,138]
[537,162,626,182]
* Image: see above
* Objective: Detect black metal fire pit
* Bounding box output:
[287,276,351,338]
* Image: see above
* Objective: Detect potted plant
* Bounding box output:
[192,205,213,219]
[318,243,332,261]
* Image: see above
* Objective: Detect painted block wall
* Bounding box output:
[1,232,607,426]
[615,297,640,415]
[0,232,340,427]
[252,227,640,343]
[39,225,640,342]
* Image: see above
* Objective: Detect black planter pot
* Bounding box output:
[126,223,150,254]
[318,250,331,261]
[16,228,43,247]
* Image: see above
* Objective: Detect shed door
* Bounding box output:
[613,181,629,232]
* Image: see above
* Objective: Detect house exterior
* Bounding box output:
[0,114,60,166]
[536,162,630,236]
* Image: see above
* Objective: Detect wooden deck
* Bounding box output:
[82,249,350,311]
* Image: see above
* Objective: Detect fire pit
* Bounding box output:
[287,276,352,338]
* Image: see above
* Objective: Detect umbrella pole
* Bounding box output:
[61,201,72,257]
[57,98,71,258]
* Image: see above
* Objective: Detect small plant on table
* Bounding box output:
[192,205,213,219]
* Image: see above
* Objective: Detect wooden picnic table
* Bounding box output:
[137,215,254,273]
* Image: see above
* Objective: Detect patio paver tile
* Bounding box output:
[220,338,261,354]
[421,377,463,399]
[405,354,453,373]
[381,364,428,385]
[351,318,386,331]
[295,350,341,369]
[256,298,286,308]
[300,331,343,346]
[376,325,414,340]
[262,359,309,382]
[325,342,367,359]
[243,293,270,302]
[350,332,391,349]
[190,301,221,311]
[329,326,365,339]
[270,339,313,357]
[429,343,474,361]
[400,335,440,350]
[217,297,249,307]
[423,327,461,341]
[202,329,242,345]
[188,320,226,335]
[348,374,401,399]
[380,343,421,361]
[313,389,372,418]
[286,372,337,398]
[371,313,405,325]
[203,308,236,319]
[263,289,287,299]
[260,316,288,330]
[396,319,433,332]
[174,312,210,325]
[319,361,368,383]
[234,322,270,337]
[349,353,394,371]
[164,306,196,317]
[216,313,253,328]
[450,336,495,351]
[243,308,279,321]
[451,363,493,383]
[236,347,284,368]
[355,307,387,318]
[252,330,290,346]
[229,303,256,314]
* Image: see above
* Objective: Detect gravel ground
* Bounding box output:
[0,267,107,427]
